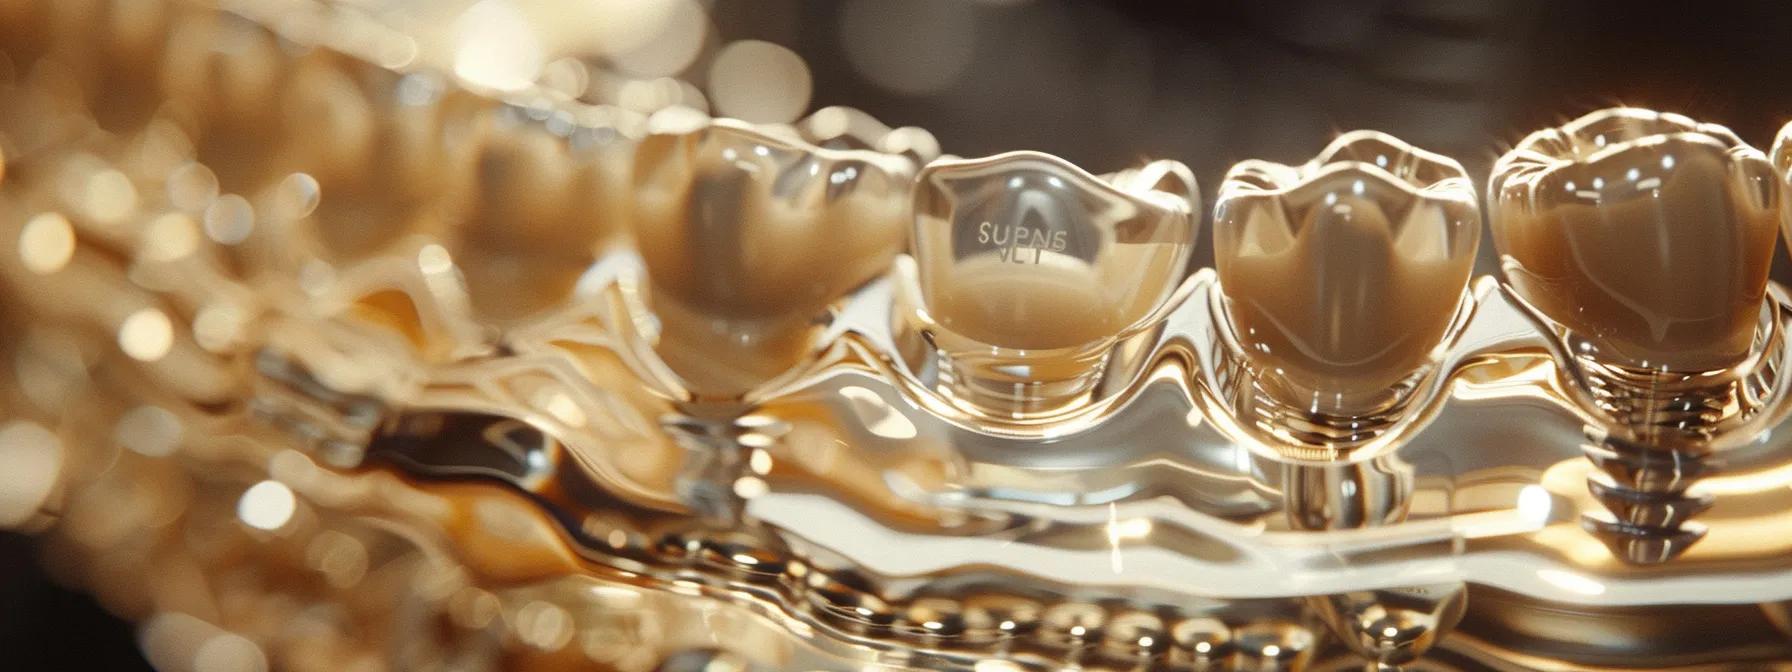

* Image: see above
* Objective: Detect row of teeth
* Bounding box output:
[630,105,1789,423]
[6,1,1788,421]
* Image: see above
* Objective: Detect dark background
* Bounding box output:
[714,0,1792,272]
[7,1,1792,669]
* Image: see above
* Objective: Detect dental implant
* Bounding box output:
[899,152,1197,420]
[1490,107,1783,562]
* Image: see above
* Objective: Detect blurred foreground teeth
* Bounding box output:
[629,107,923,398]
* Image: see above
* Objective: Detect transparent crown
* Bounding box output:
[903,151,1197,418]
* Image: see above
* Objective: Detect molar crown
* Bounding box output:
[907,151,1198,418]
[1490,107,1779,374]
[628,108,922,398]
[1214,130,1479,418]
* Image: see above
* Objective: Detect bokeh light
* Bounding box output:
[708,40,811,124]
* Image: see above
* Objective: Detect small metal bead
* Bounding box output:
[1037,602,1107,653]
[1166,616,1236,671]
[1099,610,1169,664]
[802,571,895,635]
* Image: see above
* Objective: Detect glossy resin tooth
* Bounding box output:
[454,101,642,321]
[284,66,490,261]
[908,151,1197,416]
[630,107,918,398]
[1490,107,1779,373]
[160,11,288,186]
[1214,131,1479,416]
[1772,120,1792,261]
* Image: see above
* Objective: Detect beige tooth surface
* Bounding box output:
[628,111,917,397]
[1215,131,1479,414]
[1771,121,1792,273]
[632,115,912,322]
[457,115,598,322]
[1491,108,1779,373]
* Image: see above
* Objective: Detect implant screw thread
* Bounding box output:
[1575,356,1773,563]
[931,340,1108,419]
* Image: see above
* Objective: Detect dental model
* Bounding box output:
[20,3,1792,669]
[1214,131,1480,421]
[904,152,1198,418]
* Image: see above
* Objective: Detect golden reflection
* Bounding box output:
[142,212,201,261]
[117,306,174,362]
[82,168,137,224]
[18,212,75,274]
[0,421,61,528]
[606,0,707,78]
[201,194,254,244]
[166,162,220,212]
[139,613,269,672]
[237,479,298,531]
[707,40,812,124]
[452,0,546,92]
[190,303,245,352]
[114,404,183,457]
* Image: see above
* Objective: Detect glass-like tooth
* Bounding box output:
[1214,131,1479,418]
[1490,107,1779,375]
[630,108,918,399]
[905,151,1197,418]
[282,63,485,261]
[159,11,288,188]
[1772,121,1792,260]
[452,100,641,322]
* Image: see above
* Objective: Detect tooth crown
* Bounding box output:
[630,110,919,324]
[911,151,1198,353]
[453,103,643,321]
[1214,131,1479,412]
[1490,108,1779,373]
[1771,121,1792,266]
[1775,122,1792,178]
